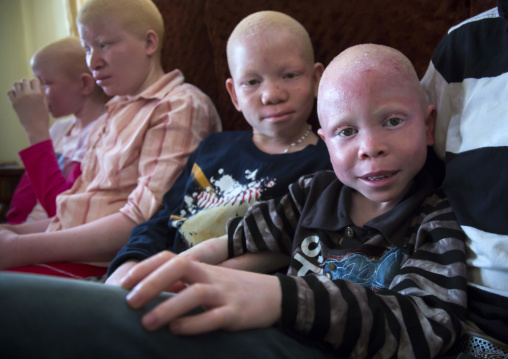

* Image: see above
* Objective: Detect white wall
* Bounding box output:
[0,0,70,165]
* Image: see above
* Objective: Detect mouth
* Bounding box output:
[94,74,110,84]
[262,110,294,121]
[360,171,398,182]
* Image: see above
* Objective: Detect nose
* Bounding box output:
[261,81,288,105]
[358,132,388,159]
[87,48,104,71]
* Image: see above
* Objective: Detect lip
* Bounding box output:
[262,110,295,122]
[358,170,399,187]
[94,74,111,85]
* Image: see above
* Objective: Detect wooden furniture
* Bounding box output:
[0,166,24,223]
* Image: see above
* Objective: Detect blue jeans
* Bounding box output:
[0,272,333,359]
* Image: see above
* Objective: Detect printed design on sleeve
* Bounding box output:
[323,247,404,289]
[291,235,405,289]
[171,163,276,247]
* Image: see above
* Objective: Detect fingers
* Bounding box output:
[125,253,201,309]
[8,78,42,98]
[141,282,225,332]
[168,306,235,335]
[120,250,176,290]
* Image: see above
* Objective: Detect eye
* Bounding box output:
[241,79,259,87]
[284,72,297,79]
[99,42,109,49]
[384,117,404,127]
[339,128,358,137]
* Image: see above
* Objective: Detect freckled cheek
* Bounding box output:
[329,145,353,168]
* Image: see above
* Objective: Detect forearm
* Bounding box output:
[180,235,228,264]
[0,218,51,234]
[219,252,290,273]
[105,260,139,286]
[2,212,136,269]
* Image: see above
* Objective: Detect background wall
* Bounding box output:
[0,0,70,165]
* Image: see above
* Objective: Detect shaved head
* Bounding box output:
[227,11,314,75]
[77,0,164,41]
[318,44,427,122]
[31,36,90,80]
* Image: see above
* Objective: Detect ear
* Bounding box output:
[80,73,96,95]
[424,105,436,146]
[312,62,325,97]
[144,30,159,56]
[225,78,241,111]
[317,128,326,142]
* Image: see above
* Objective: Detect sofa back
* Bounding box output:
[152,0,497,131]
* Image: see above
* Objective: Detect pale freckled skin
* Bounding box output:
[224,11,324,154]
[317,44,436,225]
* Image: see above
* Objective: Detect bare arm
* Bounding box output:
[179,235,229,264]
[105,259,139,286]
[219,252,290,273]
[0,218,52,234]
[0,212,136,269]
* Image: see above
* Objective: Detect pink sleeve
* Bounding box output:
[5,172,37,224]
[18,140,80,217]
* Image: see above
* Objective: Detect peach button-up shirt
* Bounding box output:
[47,70,221,232]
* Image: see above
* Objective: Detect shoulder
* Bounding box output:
[197,131,252,148]
[49,117,76,141]
[431,7,508,83]
[295,170,338,192]
[191,131,253,161]
[448,7,500,35]
[417,188,460,226]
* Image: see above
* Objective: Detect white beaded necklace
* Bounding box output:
[283,124,312,153]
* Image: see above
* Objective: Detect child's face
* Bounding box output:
[31,61,84,118]
[78,18,153,97]
[226,31,321,140]
[318,68,435,207]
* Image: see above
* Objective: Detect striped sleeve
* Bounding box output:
[277,191,467,359]
[227,175,312,259]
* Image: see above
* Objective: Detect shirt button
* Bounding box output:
[325,273,332,280]
[345,226,354,238]
[328,263,336,271]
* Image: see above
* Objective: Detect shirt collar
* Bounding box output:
[105,69,185,111]
[300,169,436,246]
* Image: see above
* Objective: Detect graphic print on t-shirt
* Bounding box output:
[171,163,276,247]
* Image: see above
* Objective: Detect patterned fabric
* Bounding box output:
[108,131,332,274]
[46,70,221,232]
[421,5,508,346]
[227,170,467,358]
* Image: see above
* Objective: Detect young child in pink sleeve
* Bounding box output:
[6,37,106,225]
[0,0,221,279]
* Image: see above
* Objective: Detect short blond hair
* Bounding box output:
[77,0,164,41]
[227,11,314,74]
[31,36,90,80]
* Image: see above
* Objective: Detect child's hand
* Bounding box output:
[121,250,282,334]
[104,260,139,286]
[7,78,51,145]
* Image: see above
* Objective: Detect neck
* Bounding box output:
[126,62,165,100]
[253,123,317,154]
[349,191,396,227]
[73,96,107,130]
